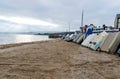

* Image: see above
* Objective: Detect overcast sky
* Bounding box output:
[0,0,120,32]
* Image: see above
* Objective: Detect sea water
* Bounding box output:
[0,34,51,45]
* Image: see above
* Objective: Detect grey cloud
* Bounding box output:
[0,0,119,32]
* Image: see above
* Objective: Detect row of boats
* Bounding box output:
[61,29,120,56]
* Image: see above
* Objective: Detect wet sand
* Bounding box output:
[0,39,120,79]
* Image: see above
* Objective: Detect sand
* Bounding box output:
[0,39,120,79]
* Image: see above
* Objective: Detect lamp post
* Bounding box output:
[68,20,80,32]
[69,22,70,32]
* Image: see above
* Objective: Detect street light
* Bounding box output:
[69,22,70,32]
[68,20,80,32]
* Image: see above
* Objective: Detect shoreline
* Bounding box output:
[0,39,54,49]
[0,39,119,79]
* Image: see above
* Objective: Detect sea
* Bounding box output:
[0,34,51,45]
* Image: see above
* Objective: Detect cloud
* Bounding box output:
[0,15,58,27]
[0,0,120,32]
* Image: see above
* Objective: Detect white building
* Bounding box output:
[114,14,120,29]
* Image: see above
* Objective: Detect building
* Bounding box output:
[114,14,120,29]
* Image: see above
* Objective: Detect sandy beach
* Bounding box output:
[0,39,120,79]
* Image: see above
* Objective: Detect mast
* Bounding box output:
[81,10,84,27]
